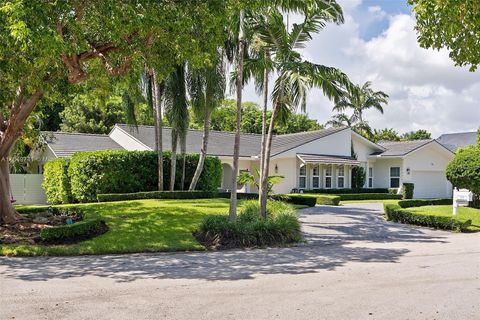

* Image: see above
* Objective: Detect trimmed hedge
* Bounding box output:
[304,188,389,194]
[337,193,403,201]
[40,218,105,242]
[388,188,400,195]
[384,204,471,232]
[97,191,317,207]
[398,198,452,208]
[402,183,414,199]
[43,150,222,203]
[42,158,73,204]
[296,194,340,205]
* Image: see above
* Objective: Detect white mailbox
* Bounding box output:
[453,188,472,215]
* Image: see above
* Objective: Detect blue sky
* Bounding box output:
[240,0,480,137]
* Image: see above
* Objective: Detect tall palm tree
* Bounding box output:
[326,112,373,137]
[188,54,226,191]
[332,81,388,125]
[251,3,353,218]
[164,64,188,191]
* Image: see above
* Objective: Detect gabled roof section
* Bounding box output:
[115,124,349,158]
[42,132,124,158]
[372,139,453,157]
[437,131,477,152]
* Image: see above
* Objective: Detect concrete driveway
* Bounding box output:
[1,203,479,320]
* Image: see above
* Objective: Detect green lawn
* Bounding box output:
[406,205,480,232]
[2,199,246,256]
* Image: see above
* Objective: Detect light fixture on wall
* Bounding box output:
[274,164,279,174]
[406,167,411,175]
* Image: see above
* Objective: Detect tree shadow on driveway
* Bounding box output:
[0,203,447,283]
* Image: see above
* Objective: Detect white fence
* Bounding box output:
[9,174,47,205]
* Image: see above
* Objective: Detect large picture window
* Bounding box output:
[324,166,332,189]
[312,165,320,189]
[390,167,400,188]
[299,165,307,189]
[337,166,345,188]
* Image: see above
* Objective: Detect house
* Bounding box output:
[35,124,464,199]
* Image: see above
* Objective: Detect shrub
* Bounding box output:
[195,201,301,249]
[398,198,453,208]
[65,150,222,203]
[304,188,389,194]
[40,218,106,243]
[401,183,414,199]
[388,188,399,194]
[351,166,366,189]
[384,204,471,232]
[43,158,73,204]
[446,145,480,207]
[273,194,317,207]
[337,193,403,201]
[300,194,340,205]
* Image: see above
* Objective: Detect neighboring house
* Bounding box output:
[437,131,478,152]
[34,124,462,199]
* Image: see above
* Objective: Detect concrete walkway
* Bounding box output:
[1,203,479,319]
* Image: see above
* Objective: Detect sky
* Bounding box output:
[237,0,480,138]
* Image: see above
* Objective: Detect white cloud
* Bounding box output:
[240,0,480,137]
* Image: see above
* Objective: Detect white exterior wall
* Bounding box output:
[109,126,151,151]
[371,158,404,189]
[278,128,352,157]
[268,157,298,194]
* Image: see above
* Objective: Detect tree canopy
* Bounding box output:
[401,129,432,141]
[409,0,480,71]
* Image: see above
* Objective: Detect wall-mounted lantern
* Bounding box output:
[274,164,279,174]
[406,167,411,175]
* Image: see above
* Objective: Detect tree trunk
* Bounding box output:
[189,108,212,191]
[0,159,22,224]
[152,70,164,191]
[229,10,245,221]
[170,130,177,191]
[180,137,186,190]
[0,90,43,224]
[259,103,279,219]
[258,58,269,219]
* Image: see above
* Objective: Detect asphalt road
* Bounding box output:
[1,203,479,320]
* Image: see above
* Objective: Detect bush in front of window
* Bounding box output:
[352,166,366,189]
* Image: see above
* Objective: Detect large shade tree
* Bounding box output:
[409,0,480,71]
[0,0,240,224]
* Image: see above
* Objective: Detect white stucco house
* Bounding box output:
[33,124,469,199]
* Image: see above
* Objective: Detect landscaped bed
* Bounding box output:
[385,202,480,232]
[1,199,307,256]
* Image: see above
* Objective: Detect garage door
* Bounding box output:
[411,171,449,199]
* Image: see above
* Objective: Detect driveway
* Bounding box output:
[1,203,479,320]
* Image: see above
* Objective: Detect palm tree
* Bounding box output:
[250,4,352,218]
[332,81,388,130]
[188,54,226,191]
[326,112,373,137]
[164,64,188,191]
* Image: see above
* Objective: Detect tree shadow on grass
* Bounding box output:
[0,202,448,283]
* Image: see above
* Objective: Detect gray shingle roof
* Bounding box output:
[375,140,433,156]
[43,132,124,157]
[437,131,477,152]
[116,124,349,158]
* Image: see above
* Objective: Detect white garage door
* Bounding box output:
[411,171,449,199]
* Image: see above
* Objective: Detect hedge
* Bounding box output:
[42,158,73,204]
[304,188,389,194]
[398,198,453,208]
[97,191,317,207]
[401,183,414,199]
[43,150,222,203]
[384,204,471,232]
[337,193,403,201]
[40,218,105,242]
[295,194,340,205]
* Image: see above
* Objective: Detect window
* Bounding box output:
[390,167,400,188]
[324,166,332,189]
[337,166,345,188]
[368,167,373,188]
[299,165,307,189]
[312,165,320,189]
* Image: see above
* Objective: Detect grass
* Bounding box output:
[2,199,250,256]
[406,205,480,232]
